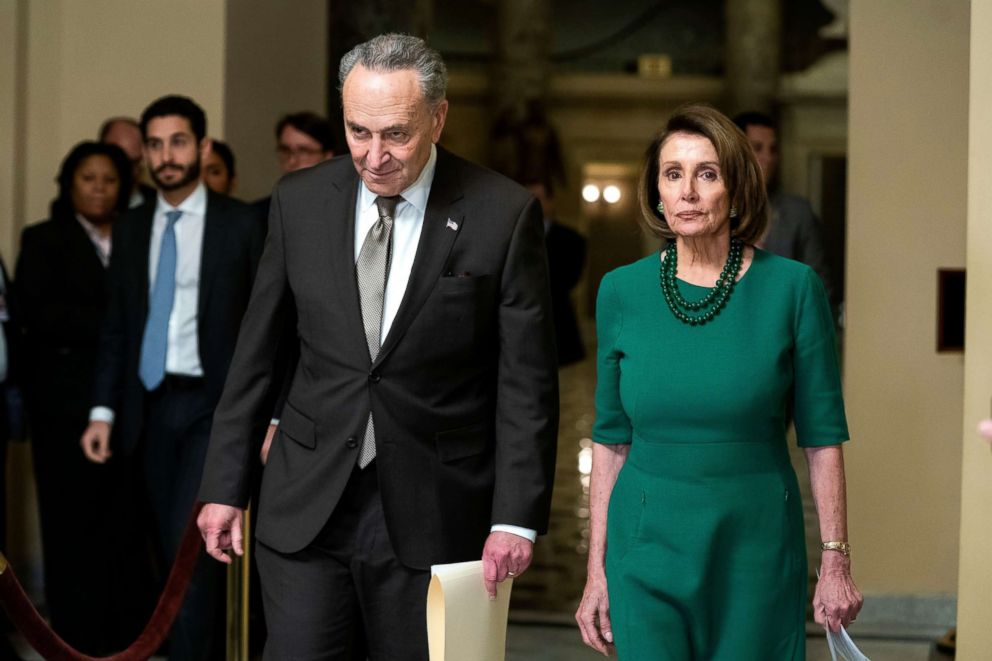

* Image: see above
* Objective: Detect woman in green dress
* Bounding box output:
[576,104,862,659]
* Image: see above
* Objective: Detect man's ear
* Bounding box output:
[431,100,449,143]
[200,137,213,162]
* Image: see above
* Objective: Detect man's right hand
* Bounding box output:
[198,503,245,564]
[80,421,112,463]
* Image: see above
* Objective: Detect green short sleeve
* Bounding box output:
[592,274,632,445]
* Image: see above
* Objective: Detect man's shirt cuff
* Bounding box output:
[89,407,115,425]
[490,524,537,542]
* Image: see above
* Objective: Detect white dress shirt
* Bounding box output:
[353,146,435,340]
[353,146,536,544]
[149,183,206,378]
[90,183,207,425]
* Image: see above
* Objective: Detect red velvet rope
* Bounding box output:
[0,502,206,660]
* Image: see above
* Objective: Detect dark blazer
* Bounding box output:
[0,255,18,437]
[91,190,265,454]
[17,215,108,416]
[200,148,559,570]
[0,255,15,551]
[545,221,586,366]
[765,191,833,305]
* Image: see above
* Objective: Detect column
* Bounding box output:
[724,0,780,114]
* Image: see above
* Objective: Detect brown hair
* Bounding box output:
[637,103,768,244]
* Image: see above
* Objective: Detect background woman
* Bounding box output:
[17,141,152,654]
[575,104,862,659]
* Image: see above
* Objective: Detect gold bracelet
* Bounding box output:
[821,541,851,556]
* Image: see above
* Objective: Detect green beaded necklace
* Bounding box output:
[659,237,744,326]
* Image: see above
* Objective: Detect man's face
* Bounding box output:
[144,115,208,192]
[276,125,332,173]
[103,120,144,187]
[342,64,448,197]
[744,124,779,184]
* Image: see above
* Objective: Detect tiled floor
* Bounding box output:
[7,626,949,660]
[504,624,947,660]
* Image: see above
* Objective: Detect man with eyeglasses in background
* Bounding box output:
[254,112,335,219]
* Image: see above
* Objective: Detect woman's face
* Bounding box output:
[71,154,120,224]
[657,132,731,240]
[203,150,235,195]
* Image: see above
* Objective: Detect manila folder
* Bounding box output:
[426,560,513,661]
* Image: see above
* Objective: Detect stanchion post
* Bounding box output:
[226,505,251,661]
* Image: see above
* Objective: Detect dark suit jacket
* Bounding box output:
[765,191,833,305]
[0,256,17,438]
[0,255,15,551]
[545,221,586,366]
[199,148,559,570]
[17,214,108,416]
[91,190,265,454]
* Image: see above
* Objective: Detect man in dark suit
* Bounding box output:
[0,254,17,556]
[81,95,265,661]
[253,111,336,221]
[733,111,834,306]
[100,117,157,208]
[523,178,587,366]
[0,254,20,661]
[198,34,559,659]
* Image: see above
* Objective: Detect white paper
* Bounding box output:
[426,560,513,661]
[826,626,871,661]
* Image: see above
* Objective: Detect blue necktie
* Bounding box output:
[139,210,182,390]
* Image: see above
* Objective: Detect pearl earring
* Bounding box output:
[657,202,665,215]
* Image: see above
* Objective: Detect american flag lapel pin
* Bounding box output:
[446,218,459,231]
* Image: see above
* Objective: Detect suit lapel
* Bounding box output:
[133,202,155,316]
[197,191,224,324]
[325,166,370,360]
[375,149,463,366]
[63,215,108,277]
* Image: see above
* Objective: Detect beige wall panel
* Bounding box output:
[21,0,63,231]
[846,0,968,594]
[23,0,226,228]
[956,2,992,656]
[0,0,23,263]
[224,0,327,202]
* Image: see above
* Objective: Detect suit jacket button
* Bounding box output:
[346,437,358,449]
[369,371,381,383]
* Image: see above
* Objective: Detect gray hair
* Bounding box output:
[338,33,448,106]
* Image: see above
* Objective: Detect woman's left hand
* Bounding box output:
[813,564,863,632]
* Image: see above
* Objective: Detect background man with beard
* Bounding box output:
[80,95,265,660]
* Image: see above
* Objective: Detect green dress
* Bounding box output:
[594,249,849,660]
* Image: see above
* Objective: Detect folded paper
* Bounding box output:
[426,560,513,661]
[826,626,871,661]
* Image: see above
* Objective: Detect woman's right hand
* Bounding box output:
[576,571,614,656]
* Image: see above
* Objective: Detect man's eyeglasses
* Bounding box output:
[277,145,325,161]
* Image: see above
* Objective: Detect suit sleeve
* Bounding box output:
[491,196,559,534]
[90,221,130,412]
[793,200,834,307]
[199,187,293,507]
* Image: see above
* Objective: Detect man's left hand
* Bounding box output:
[481,531,533,600]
